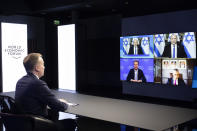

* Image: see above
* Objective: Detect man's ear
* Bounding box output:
[34,65,39,72]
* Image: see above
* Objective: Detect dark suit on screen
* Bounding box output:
[15,72,68,118]
[162,42,187,58]
[167,78,186,86]
[128,45,143,55]
[126,69,147,82]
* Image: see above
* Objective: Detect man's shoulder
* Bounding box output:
[165,43,171,48]
[178,78,184,81]
[177,43,184,48]
[129,46,134,50]
[138,68,143,72]
[17,74,46,85]
[130,68,134,71]
[31,78,47,87]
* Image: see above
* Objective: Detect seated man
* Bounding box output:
[15,53,76,131]
[126,60,146,82]
[167,69,186,86]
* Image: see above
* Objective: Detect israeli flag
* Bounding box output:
[141,37,150,55]
[182,32,196,58]
[122,38,130,55]
[154,34,165,57]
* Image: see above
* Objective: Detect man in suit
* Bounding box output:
[162,33,187,58]
[167,69,186,86]
[15,53,76,131]
[128,38,143,55]
[126,60,146,82]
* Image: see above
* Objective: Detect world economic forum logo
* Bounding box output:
[4,45,25,59]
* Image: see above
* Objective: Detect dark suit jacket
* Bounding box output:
[128,45,143,55]
[167,78,186,86]
[162,42,187,58]
[126,69,147,82]
[15,72,68,118]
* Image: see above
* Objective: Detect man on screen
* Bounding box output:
[167,69,186,86]
[162,33,187,58]
[126,60,146,82]
[128,38,143,55]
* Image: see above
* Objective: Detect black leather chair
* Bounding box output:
[0,95,57,131]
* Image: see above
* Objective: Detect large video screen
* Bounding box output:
[120,32,196,88]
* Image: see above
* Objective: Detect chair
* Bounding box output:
[0,95,57,131]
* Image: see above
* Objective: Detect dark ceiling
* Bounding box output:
[0,0,197,19]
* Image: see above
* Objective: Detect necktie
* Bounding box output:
[173,45,175,58]
[174,80,176,85]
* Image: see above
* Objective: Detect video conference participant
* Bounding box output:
[15,53,76,131]
[167,69,186,86]
[126,60,147,82]
[128,38,143,55]
[162,33,187,58]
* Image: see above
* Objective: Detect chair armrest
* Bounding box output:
[0,113,57,131]
[32,116,57,131]
[0,113,34,131]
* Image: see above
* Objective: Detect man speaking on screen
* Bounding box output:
[167,69,186,86]
[162,33,187,58]
[126,60,147,83]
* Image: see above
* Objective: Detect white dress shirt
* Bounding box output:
[134,69,138,80]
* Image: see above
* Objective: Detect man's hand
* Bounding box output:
[59,99,79,106]
[130,79,137,82]
[137,80,142,82]
[130,79,142,82]
[59,98,68,104]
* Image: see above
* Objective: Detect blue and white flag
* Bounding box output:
[141,37,150,55]
[182,32,196,58]
[154,34,165,57]
[122,38,130,55]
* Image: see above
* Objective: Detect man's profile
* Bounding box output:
[128,38,143,55]
[167,69,186,86]
[162,33,187,58]
[126,60,146,82]
[15,53,76,131]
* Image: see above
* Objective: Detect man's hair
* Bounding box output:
[171,34,177,38]
[134,60,139,64]
[174,68,179,72]
[23,53,42,72]
[131,38,139,45]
